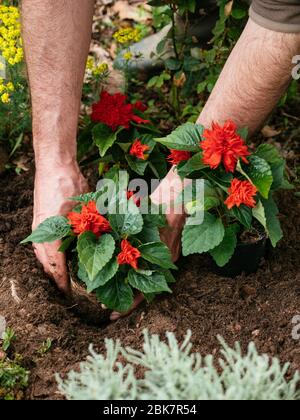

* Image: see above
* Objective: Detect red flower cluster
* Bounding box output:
[225,179,258,209]
[130,139,150,160]
[68,201,111,237]
[200,120,250,173]
[167,150,191,166]
[117,239,141,270]
[91,91,149,132]
[127,190,141,207]
[133,100,148,113]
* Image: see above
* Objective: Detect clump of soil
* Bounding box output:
[0,165,300,400]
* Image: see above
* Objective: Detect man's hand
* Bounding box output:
[33,162,89,294]
[151,167,189,262]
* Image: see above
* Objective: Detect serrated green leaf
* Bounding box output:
[77,232,115,281]
[162,269,176,284]
[96,277,133,313]
[255,144,285,190]
[262,197,283,247]
[244,155,273,199]
[178,180,221,214]
[78,259,119,293]
[148,148,168,179]
[125,154,149,176]
[182,213,225,256]
[128,270,171,294]
[21,216,71,244]
[229,205,253,229]
[58,236,76,253]
[177,152,207,178]
[137,222,161,243]
[155,123,203,152]
[109,199,144,237]
[252,200,267,229]
[139,242,177,270]
[92,124,123,158]
[210,224,239,267]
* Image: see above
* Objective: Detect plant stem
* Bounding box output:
[170,4,179,60]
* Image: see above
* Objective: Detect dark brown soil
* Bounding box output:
[0,165,300,400]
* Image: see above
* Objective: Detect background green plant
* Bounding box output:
[57,330,300,400]
[0,0,31,165]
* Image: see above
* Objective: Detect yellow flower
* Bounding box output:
[6,82,14,91]
[86,56,94,71]
[0,5,23,66]
[123,51,133,61]
[1,92,10,103]
[86,57,109,78]
[93,62,109,76]
[113,28,142,45]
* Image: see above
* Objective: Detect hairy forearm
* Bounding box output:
[21,0,94,164]
[198,18,300,134]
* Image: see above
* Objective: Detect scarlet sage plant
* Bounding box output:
[89,90,168,179]
[22,173,176,313]
[156,120,292,269]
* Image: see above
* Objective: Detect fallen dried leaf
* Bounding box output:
[261,125,281,138]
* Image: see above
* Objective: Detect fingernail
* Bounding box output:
[110,312,120,321]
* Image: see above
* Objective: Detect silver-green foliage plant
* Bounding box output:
[57,331,300,401]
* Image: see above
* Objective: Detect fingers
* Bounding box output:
[33,241,71,294]
[110,293,145,321]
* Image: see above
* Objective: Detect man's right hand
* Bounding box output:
[32,162,89,294]
[151,167,189,263]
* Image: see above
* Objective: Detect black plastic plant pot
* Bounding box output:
[211,234,268,278]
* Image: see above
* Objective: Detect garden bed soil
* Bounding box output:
[0,165,300,400]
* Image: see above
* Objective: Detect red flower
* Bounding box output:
[91,91,149,132]
[225,179,258,209]
[167,150,191,166]
[133,100,148,112]
[127,190,141,207]
[200,120,250,173]
[117,239,141,270]
[130,139,150,160]
[68,201,111,237]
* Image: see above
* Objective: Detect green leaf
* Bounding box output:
[262,197,283,247]
[21,216,71,244]
[255,144,282,164]
[148,148,168,179]
[255,144,285,190]
[139,242,177,270]
[125,154,149,176]
[96,277,134,313]
[229,205,252,229]
[92,124,122,158]
[77,232,115,281]
[78,258,119,293]
[165,58,182,71]
[244,155,273,199]
[177,152,207,178]
[237,127,249,140]
[197,81,207,94]
[252,200,267,229]
[231,8,247,19]
[70,190,106,204]
[162,269,176,284]
[137,222,161,243]
[58,236,76,253]
[178,180,221,213]
[210,224,239,267]
[182,213,225,256]
[128,270,171,294]
[155,123,203,152]
[109,199,144,237]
